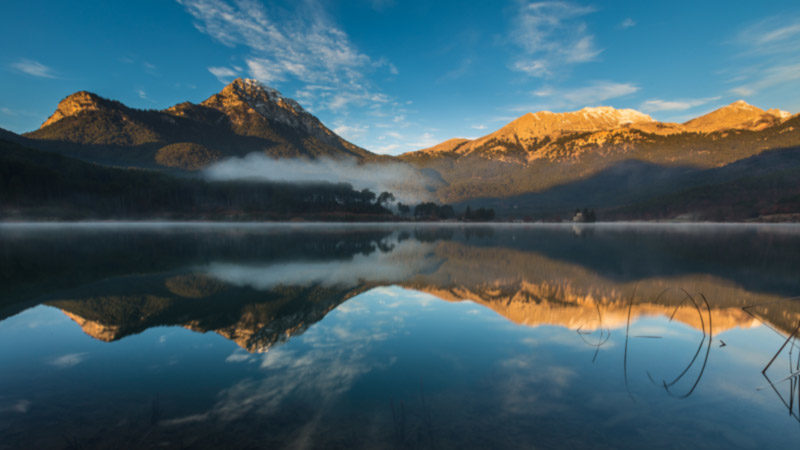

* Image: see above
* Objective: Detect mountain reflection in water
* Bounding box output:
[0,223,799,448]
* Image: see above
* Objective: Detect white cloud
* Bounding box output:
[208,66,239,83]
[178,0,392,112]
[640,96,721,112]
[725,15,800,99]
[143,61,158,75]
[729,63,800,98]
[730,86,755,97]
[136,88,157,104]
[10,59,57,78]
[619,18,636,29]
[736,16,800,55]
[48,352,87,368]
[511,2,601,77]
[372,143,401,154]
[528,81,639,109]
[333,123,368,141]
[410,132,440,149]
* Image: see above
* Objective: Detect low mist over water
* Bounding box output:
[203,153,435,203]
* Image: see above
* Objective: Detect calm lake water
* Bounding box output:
[1,223,800,449]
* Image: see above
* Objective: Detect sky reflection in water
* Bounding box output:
[0,223,799,448]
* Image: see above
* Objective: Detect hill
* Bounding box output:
[0,138,393,220]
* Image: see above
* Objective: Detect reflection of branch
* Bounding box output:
[744,297,800,423]
[659,290,706,391]
[661,293,713,399]
[628,288,712,400]
[576,302,611,363]
[761,323,800,423]
[623,286,638,401]
[762,321,800,375]
[761,321,800,423]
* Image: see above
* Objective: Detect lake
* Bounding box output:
[1,223,799,449]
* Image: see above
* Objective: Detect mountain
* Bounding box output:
[401,101,800,208]
[7,81,800,221]
[412,106,656,160]
[23,78,372,170]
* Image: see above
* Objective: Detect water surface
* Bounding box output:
[1,223,799,448]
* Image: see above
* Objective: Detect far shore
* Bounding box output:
[2,220,800,228]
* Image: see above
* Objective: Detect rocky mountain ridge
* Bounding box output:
[407,101,794,163]
[24,78,371,169]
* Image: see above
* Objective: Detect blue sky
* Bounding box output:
[2,0,800,154]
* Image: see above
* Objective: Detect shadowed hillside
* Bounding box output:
[0,138,393,221]
[459,146,800,220]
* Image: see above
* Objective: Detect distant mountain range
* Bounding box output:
[406,101,793,162]
[400,101,800,205]
[2,78,800,221]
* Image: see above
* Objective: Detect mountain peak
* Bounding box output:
[575,106,654,125]
[216,77,306,115]
[201,77,324,136]
[684,101,787,132]
[500,106,654,140]
[41,91,123,128]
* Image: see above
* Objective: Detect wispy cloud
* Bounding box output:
[511,1,601,77]
[368,129,443,154]
[735,16,800,55]
[619,18,636,29]
[178,0,392,112]
[729,62,800,98]
[727,15,800,98]
[208,66,238,83]
[333,123,369,141]
[437,57,473,83]
[528,81,639,110]
[142,61,158,75]
[137,88,154,102]
[640,96,721,112]
[48,352,87,368]
[10,59,57,78]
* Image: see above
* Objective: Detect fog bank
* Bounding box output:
[203,153,436,203]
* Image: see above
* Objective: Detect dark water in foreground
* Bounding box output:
[1,223,800,449]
